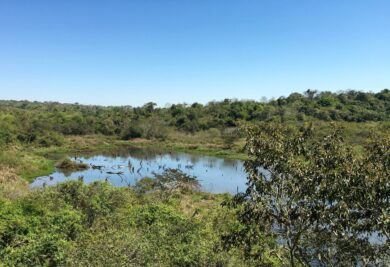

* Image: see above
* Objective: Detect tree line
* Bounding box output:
[0,89,389,147]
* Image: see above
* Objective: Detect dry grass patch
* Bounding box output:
[0,166,29,200]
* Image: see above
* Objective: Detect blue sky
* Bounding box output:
[0,0,389,106]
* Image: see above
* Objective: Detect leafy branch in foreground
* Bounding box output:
[224,123,389,266]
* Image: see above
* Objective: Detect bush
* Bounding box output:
[121,123,143,139]
[36,132,64,147]
[56,158,89,171]
[0,121,15,147]
[221,128,240,148]
[0,180,256,266]
[0,194,82,266]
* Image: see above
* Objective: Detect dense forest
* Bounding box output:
[0,90,389,266]
[0,89,389,147]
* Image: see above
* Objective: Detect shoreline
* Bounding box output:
[12,135,248,182]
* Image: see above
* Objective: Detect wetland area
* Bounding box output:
[32,147,248,194]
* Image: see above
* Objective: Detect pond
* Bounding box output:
[31,147,248,194]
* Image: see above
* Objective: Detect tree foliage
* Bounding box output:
[0,89,388,147]
[225,123,390,266]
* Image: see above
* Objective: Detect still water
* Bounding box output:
[31,147,248,194]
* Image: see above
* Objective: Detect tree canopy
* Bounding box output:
[224,123,390,266]
[0,89,389,147]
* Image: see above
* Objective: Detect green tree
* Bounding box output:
[225,123,390,266]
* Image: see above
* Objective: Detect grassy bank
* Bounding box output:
[124,139,248,160]
[0,134,248,183]
[0,121,388,266]
[2,120,386,183]
[0,148,55,182]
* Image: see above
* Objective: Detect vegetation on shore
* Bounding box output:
[225,124,389,266]
[0,90,388,181]
[0,90,389,266]
[0,89,389,147]
[55,158,89,171]
[0,170,280,266]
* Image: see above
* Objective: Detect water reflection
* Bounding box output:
[32,147,248,194]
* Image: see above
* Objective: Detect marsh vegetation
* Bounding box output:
[0,90,389,266]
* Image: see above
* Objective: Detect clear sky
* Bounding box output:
[0,0,389,106]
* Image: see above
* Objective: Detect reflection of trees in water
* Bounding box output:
[70,149,241,174]
[33,154,248,196]
[47,150,247,193]
[56,168,83,177]
[206,157,218,165]
[71,146,165,161]
[204,162,214,169]
[222,159,237,167]
[121,147,164,160]
[188,154,201,165]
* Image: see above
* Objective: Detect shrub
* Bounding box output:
[121,123,143,139]
[0,121,15,147]
[56,158,89,170]
[36,132,64,147]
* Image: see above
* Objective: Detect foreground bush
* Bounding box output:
[0,179,267,266]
